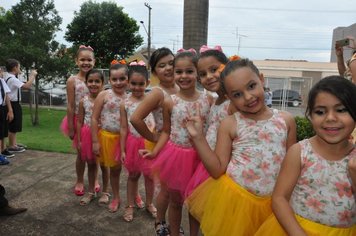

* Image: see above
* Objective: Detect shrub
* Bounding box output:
[295,116,315,141]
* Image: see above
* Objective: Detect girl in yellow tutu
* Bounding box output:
[91,63,128,212]
[185,58,296,236]
[255,76,356,236]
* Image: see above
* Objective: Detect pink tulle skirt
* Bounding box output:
[152,141,200,198]
[80,125,96,164]
[123,133,154,176]
[185,161,210,198]
[60,115,78,148]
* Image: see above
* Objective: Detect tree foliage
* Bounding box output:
[0,0,69,125]
[65,1,143,67]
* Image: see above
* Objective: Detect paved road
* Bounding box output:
[0,150,189,236]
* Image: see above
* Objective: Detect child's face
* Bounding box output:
[153,54,174,83]
[86,73,103,96]
[198,56,222,92]
[224,67,265,114]
[75,50,95,73]
[174,57,198,90]
[110,68,128,95]
[14,64,21,75]
[310,91,355,145]
[129,72,147,98]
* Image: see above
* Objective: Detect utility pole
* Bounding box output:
[144,2,152,68]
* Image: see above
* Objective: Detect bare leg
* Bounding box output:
[109,165,122,212]
[189,213,200,236]
[144,174,155,206]
[8,132,16,147]
[168,191,183,236]
[100,165,109,192]
[155,182,169,222]
[127,172,140,206]
[75,153,85,192]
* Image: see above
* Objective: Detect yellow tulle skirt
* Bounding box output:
[186,174,272,236]
[144,139,155,152]
[98,129,120,168]
[255,214,356,236]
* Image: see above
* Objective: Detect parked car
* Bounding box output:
[272,89,302,107]
[21,89,66,105]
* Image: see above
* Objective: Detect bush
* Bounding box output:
[295,116,315,141]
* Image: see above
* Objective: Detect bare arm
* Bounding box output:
[66,76,76,139]
[91,90,106,156]
[280,110,297,149]
[21,70,37,89]
[5,94,13,122]
[119,102,128,161]
[348,154,356,192]
[76,100,84,152]
[187,114,235,178]
[130,88,164,142]
[272,143,307,236]
[141,97,172,159]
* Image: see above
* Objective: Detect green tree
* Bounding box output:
[65,1,143,67]
[0,0,64,125]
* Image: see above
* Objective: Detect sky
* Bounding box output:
[2,0,356,62]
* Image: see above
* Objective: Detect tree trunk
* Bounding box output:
[26,67,35,125]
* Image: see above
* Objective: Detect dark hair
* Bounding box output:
[75,47,95,58]
[128,65,148,81]
[85,69,104,83]
[305,76,356,121]
[5,59,20,72]
[220,58,260,92]
[174,51,198,68]
[199,50,228,64]
[109,63,128,77]
[149,47,174,73]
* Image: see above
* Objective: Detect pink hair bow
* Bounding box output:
[79,45,94,51]
[199,45,223,53]
[177,48,197,54]
[129,60,146,66]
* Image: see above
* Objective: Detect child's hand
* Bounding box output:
[77,143,81,153]
[92,142,100,156]
[68,129,75,140]
[30,69,38,78]
[121,152,126,163]
[185,102,205,139]
[6,110,14,122]
[139,149,156,159]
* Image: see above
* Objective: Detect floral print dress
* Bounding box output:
[100,89,124,133]
[74,76,89,114]
[226,109,288,196]
[291,139,356,227]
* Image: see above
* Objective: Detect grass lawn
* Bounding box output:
[17,106,75,153]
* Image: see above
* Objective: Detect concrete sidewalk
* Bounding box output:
[0,150,189,236]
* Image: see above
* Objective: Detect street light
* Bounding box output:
[142,3,152,69]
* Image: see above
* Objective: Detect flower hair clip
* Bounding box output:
[129,60,146,66]
[217,64,226,73]
[229,55,241,61]
[79,45,94,51]
[177,48,197,55]
[199,45,223,53]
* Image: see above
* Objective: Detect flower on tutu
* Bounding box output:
[229,55,241,61]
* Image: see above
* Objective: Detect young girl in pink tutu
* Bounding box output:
[185,58,296,236]
[184,46,235,236]
[91,63,128,212]
[255,76,356,236]
[120,61,157,222]
[130,47,178,235]
[76,69,104,205]
[141,50,212,236]
[60,45,99,196]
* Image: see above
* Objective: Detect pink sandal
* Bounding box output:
[109,199,120,213]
